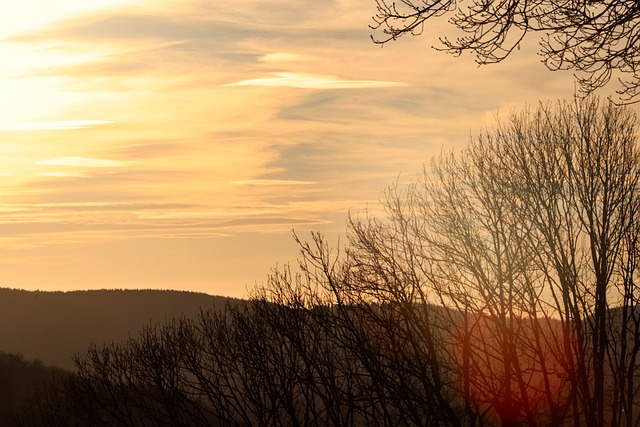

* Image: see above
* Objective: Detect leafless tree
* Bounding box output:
[260,234,466,426]
[480,97,640,426]
[370,0,640,102]
[340,96,640,425]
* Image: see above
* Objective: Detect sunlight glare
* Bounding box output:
[0,0,139,39]
[0,121,113,131]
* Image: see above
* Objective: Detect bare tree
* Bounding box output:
[284,96,638,426]
[370,0,640,102]
[344,96,640,425]
[266,233,466,426]
[482,98,640,426]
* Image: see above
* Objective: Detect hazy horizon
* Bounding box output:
[0,0,629,298]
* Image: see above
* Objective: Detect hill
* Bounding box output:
[0,288,239,370]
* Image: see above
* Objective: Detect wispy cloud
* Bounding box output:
[157,231,233,239]
[0,0,586,297]
[231,179,316,186]
[214,216,332,231]
[258,52,310,63]
[225,72,408,89]
[39,171,91,178]
[36,157,129,168]
[0,120,112,131]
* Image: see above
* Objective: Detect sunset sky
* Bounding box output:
[0,0,633,297]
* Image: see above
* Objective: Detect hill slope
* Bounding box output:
[0,288,238,370]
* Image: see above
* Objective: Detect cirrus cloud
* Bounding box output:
[224,72,408,89]
[36,157,130,168]
[257,52,310,63]
[39,171,92,178]
[231,179,316,186]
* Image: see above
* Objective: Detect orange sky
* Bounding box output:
[0,0,633,297]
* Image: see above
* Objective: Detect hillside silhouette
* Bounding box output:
[0,288,239,370]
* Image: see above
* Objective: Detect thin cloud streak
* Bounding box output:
[231,179,317,186]
[37,157,130,168]
[225,72,408,89]
[258,52,310,63]
[0,215,332,245]
[39,171,92,178]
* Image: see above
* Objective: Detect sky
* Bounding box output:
[0,0,634,297]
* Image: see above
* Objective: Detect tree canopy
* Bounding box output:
[371,0,640,102]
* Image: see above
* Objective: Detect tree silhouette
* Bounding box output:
[371,0,640,102]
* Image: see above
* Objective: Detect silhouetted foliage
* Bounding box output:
[370,0,640,102]
[19,97,640,426]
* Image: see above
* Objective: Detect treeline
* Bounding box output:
[14,297,465,426]
[15,98,640,426]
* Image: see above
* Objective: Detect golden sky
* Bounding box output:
[0,0,630,297]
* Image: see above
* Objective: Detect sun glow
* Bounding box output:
[0,121,113,131]
[0,1,139,39]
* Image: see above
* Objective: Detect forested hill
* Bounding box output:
[0,288,239,370]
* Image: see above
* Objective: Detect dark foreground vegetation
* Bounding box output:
[0,352,69,424]
[13,98,640,426]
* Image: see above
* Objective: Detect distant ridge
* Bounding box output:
[0,288,240,370]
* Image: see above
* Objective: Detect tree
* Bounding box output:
[370,0,640,102]
[341,96,640,426]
